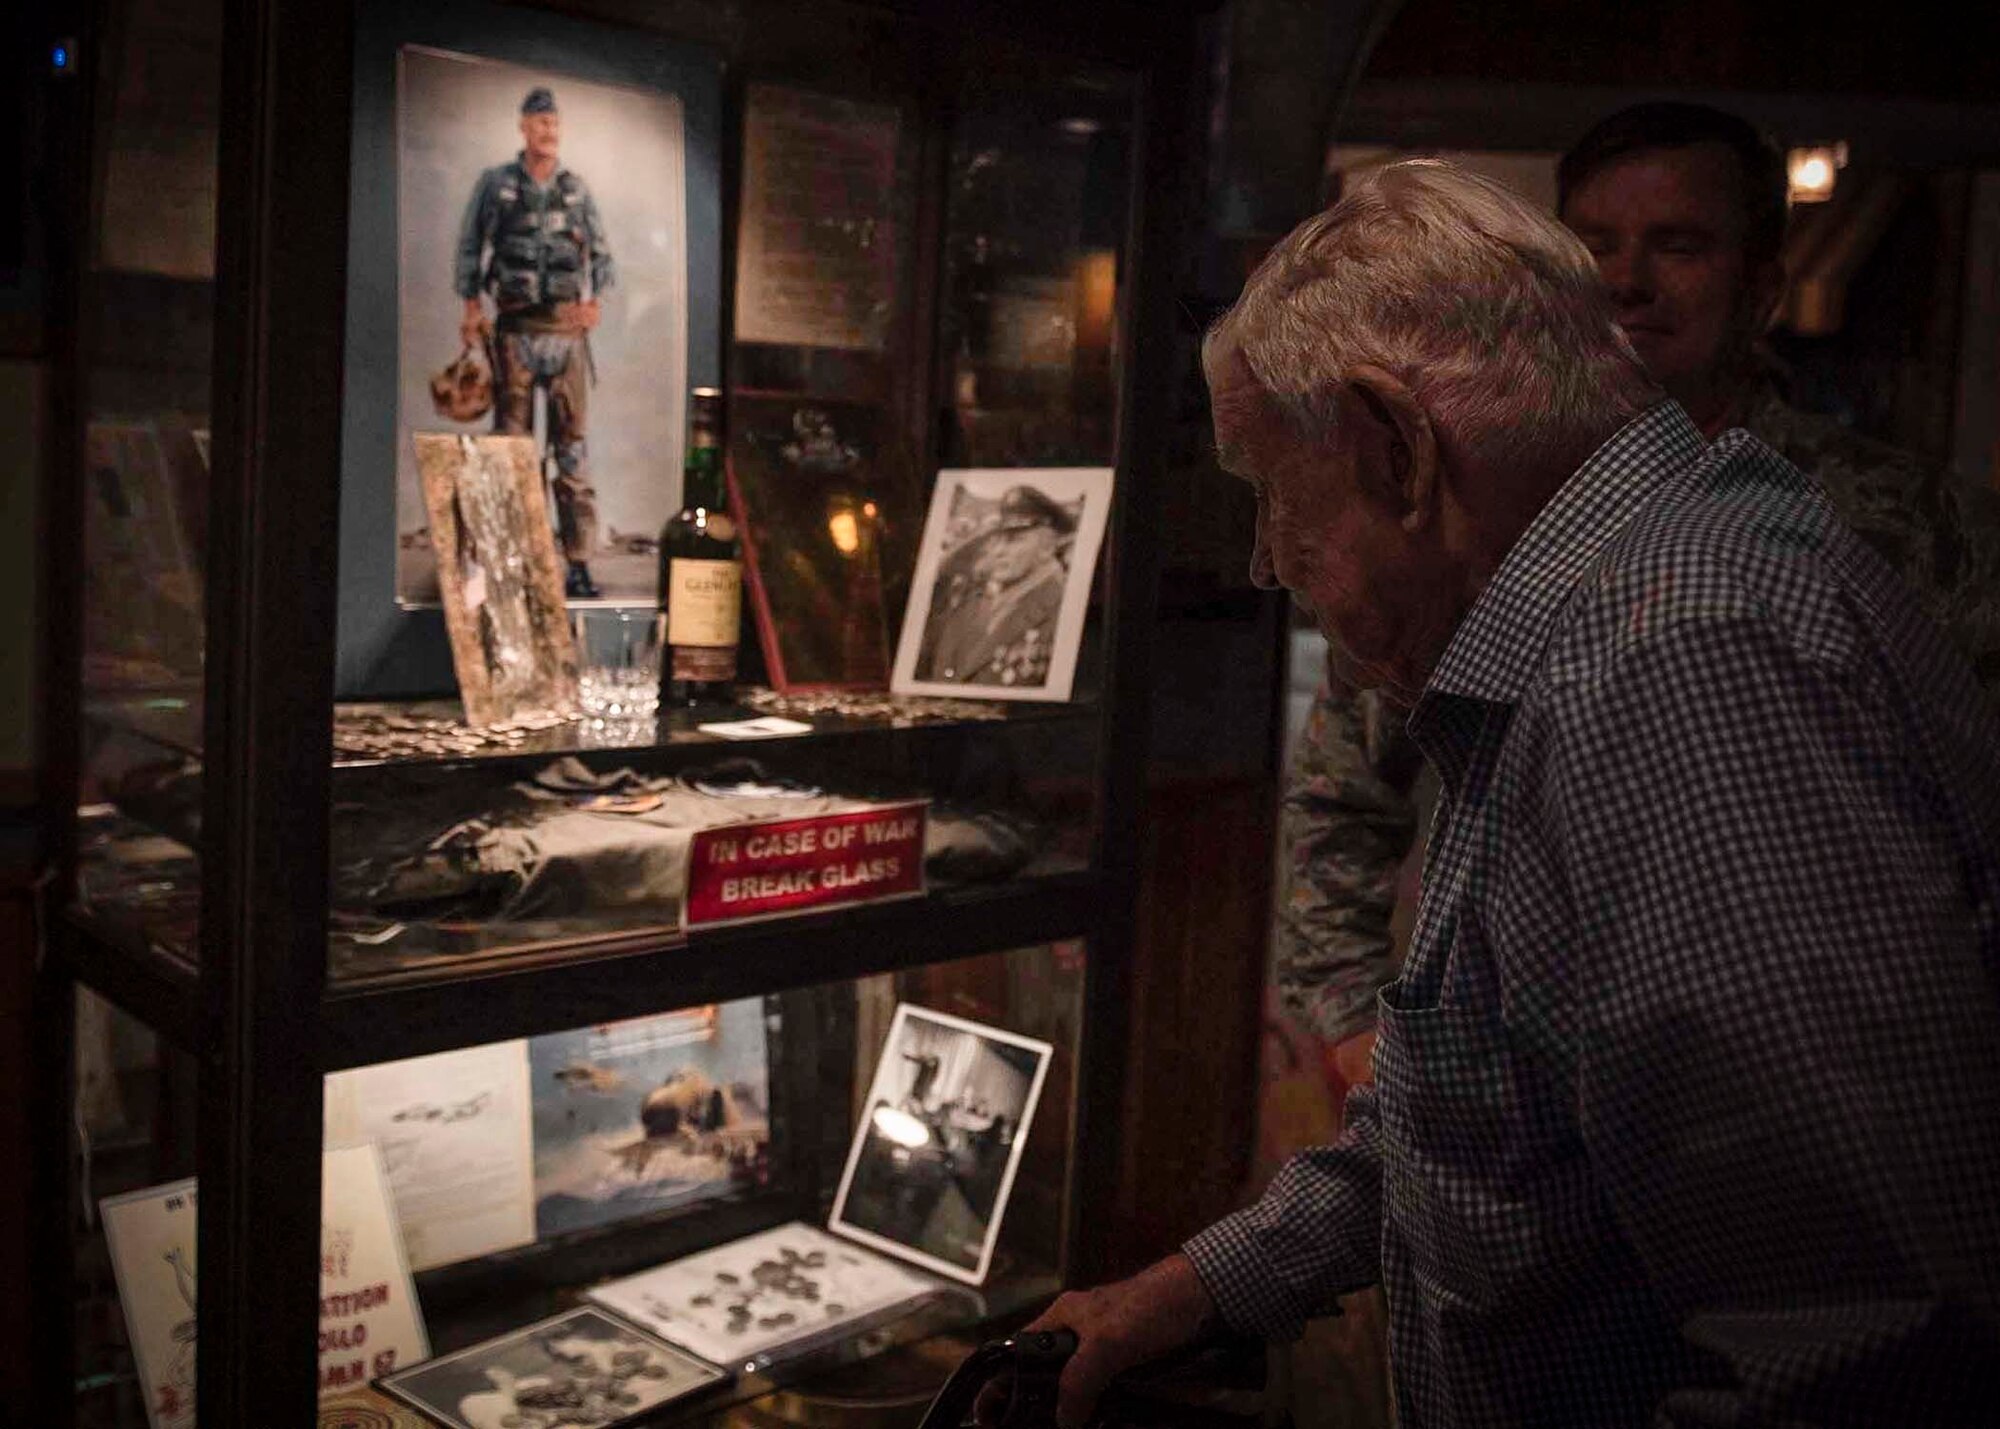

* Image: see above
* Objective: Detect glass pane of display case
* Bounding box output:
[941,63,1133,472]
[70,0,221,969]
[57,2,1143,987]
[69,989,201,1429]
[316,941,1079,1422]
[254,15,1139,983]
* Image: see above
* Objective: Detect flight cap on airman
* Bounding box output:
[996,484,1076,535]
[521,86,558,115]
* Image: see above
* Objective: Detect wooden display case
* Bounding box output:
[35,1,1211,1423]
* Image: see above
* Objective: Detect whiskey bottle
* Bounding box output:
[658,388,742,707]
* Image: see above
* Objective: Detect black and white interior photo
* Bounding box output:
[830,1004,1052,1284]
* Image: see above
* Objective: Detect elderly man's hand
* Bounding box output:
[978,1253,1218,1428]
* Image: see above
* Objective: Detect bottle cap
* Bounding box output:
[689,387,725,434]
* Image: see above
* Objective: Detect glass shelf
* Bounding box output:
[63,806,205,1054]
[327,842,1092,975]
[413,1261,1061,1427]
[77,688,1103,1006]
[71,806,201,973]
[81,687,1100,771]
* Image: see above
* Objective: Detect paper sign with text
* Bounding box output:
[99,1179,200,1429]
[686,802,927,927]
[99,1143,429,1415]
[315,1142,431,1396]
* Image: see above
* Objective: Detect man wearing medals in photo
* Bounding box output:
[455,85,617,599]
[915,485,1073,688]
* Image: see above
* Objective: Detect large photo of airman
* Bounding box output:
[891,467,1113,702]
[395,45,692,607]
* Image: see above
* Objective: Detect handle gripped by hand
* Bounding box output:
[1019,1253,1219,1428]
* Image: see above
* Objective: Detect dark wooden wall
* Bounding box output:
[1103,770,1276,1275]
[0,835,40,1426]
[1366,0,1991,100]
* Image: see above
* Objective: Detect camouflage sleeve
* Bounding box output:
[453,170,495,301]
[583,188,615,295]
[1272,675,1423,1046]
[1912,478,2000,700]
[1754,394,2000,705]
[1898,470,2000,703]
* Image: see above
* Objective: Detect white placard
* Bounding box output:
[696,716,814,740]
[317,1142,432,1395]
[324,1040,536,1271]
[588,1221,936,1369]
[891,468,1113,702]
[99,1145,432,1417]
[100,1179,199,1429]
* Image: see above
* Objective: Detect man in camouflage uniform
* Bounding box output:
[1277,101,2000,1060]
[915,485,1071,688]
[455,86,616,599]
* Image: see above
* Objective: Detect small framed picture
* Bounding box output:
[729,394,903,692]
[890,468,1113,702]
[829,1004,1054,1285]
[377,1305,727,1429]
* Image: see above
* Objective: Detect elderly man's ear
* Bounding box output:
[1344,365,1438,529]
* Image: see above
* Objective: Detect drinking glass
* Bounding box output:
[573,609,662,720]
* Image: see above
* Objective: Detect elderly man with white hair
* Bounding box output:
[1017,161,2000,1427]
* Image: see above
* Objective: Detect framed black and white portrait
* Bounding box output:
[338,0,723,699]
[890,468,1112,702]
[829,1004,1053,1285]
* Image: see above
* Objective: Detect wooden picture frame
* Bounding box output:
[413,433,579,726]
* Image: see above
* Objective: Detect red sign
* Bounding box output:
[685,802,928,928]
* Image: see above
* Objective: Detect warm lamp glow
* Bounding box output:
[828,510,861,555]
[871,1105,930,1148]
[1787,144,1847,204]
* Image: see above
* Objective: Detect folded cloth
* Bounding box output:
[340,757,1050,925]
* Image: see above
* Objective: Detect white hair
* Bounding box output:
[1205,159,1658,469]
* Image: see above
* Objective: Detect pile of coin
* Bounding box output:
[332,705,581,761]
[738,688,1008,727]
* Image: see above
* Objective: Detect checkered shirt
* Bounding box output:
[1185,402,2000,1425]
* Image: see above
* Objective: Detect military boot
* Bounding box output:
[565,560,602,600]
